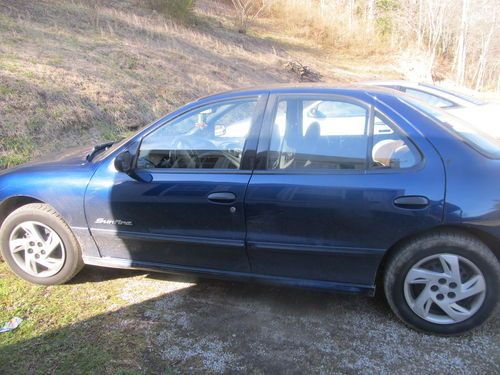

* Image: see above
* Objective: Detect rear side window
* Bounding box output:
[268,98,368,170]
[267,97,421,171]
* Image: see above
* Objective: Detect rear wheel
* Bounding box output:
[384,231,499,334]
[0,203,83,285]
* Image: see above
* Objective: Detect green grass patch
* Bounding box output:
[0,135,36,169]
[0,84,14,96]
[147,0,194,22]
[0,263,160,374]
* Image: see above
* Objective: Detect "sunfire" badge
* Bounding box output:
[95,218,133,226]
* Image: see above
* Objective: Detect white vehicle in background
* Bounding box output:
[364,80,500,138]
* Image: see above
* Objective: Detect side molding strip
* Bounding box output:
[89,228,245,248]
[82,255,376,296]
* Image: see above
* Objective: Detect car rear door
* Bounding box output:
[85,94,267,272]
[244,93,445,287]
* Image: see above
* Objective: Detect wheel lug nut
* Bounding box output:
[449,282,457,289]
[29,242,35,246]
[438,278,446,284]
[35,254,40,259]
[27,248,33,253]
[41,250,45,255]
[436,294,444,300]
[447,292,456,299]
[38,242,43,247]
[431,285,438,292]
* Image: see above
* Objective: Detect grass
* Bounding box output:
[148,0,195,22]
[0,262,171,374]
[0,135,36,169]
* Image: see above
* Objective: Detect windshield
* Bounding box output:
[403,97,500,159]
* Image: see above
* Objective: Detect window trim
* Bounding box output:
[132,94,268,173]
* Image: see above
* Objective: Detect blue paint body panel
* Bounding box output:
[0,86,499,294]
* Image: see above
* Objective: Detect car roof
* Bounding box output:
[199,83,402,102]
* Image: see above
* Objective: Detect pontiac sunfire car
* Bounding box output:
[0,85,499,335]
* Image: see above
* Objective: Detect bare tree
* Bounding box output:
[266,0,500,91]
[455,0,470,85]
[473,12,496,90]
[365,0,376,32]
[231,0,273,33]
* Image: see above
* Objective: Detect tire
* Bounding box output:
[0,203,84,285]
[384,231,499,335]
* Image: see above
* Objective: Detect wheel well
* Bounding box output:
[0,196,44,229]
[375,225,500,290]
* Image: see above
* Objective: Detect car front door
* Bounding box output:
[84,94,267,272]
[244,93,445,287]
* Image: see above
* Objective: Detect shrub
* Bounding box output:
[148,0,194,21]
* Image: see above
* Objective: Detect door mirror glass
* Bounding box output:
[307,105,322,118]
[214,124,227,137]
[114,151,132,173]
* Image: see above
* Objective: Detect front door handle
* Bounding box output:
[394,195,429,209]
[207,192,236,204]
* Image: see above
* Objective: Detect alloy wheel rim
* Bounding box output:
[404,253,486,325]
[9,221,66,278]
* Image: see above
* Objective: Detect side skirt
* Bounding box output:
[82,255,376,296]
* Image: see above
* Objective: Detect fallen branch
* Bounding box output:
[284,61,322,82]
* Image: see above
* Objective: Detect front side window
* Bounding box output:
[137,98,257,169]
[268,98,369,170]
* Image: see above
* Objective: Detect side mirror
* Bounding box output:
[214,124,226,136]
[114,150,153,183]
[114,151,132,173]
[307,106,321,118]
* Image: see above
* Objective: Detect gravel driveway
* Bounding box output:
[111,267,499,374]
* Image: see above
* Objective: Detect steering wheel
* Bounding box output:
[142,157,157,169]
[167,137,216,168]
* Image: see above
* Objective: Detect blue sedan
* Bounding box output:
[0,85,499,334]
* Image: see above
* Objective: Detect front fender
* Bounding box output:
[0,163,101,257]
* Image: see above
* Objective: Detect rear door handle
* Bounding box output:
[394,196,429,209]
[207,192,236,204]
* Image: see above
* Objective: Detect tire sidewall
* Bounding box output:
[389,241,499,335]
[0,208,80,285]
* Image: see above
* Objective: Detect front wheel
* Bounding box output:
[384,231,499,335]
[0,203,83,285]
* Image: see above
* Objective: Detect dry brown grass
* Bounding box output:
[0,0,399,169]
[263,0,387,57]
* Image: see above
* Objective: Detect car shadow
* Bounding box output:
[69,264,203,284]
[2,267,498,375]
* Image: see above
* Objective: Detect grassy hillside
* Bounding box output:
[0,0,400,169]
